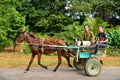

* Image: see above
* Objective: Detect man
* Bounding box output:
[93,26,108,55]
[83,25,95,43]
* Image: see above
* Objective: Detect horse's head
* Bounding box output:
[13,28,26,51]
[16,28,26,43]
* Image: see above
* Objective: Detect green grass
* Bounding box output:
[103,60,120,66]
[0,53,120,68]
[0,53,70,68]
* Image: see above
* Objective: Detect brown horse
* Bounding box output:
[14,30,72,73]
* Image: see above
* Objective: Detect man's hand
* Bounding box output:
[99,41,103,43]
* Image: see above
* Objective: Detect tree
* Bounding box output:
[16,0,69,32]
[0,0,25,51]
[35,13,73,35]
[68,0,120,26]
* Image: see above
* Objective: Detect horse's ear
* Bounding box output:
[21,27,26,32]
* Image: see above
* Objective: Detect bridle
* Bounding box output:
[17,32,27,43]
[16,32,45,51]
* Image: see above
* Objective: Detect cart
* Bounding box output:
[49,45,106,76]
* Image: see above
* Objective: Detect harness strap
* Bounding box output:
[32,38,44,53]
[40,38,44,54]
[40,38,44,46]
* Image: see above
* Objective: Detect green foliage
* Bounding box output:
[16,0,67,31]
[23,42,31,54]
[35,13,73,35]
[54,21,83,44]
[107,29,120,48]
[69,0,120,18]
[0,0,25,51]
[69,0,92,13]
[106,47,120,56]
[106,28,120,56]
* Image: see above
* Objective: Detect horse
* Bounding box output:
[14,30,72,73]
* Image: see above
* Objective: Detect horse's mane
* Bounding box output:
[28,32,36,38]
[28,32,63,41]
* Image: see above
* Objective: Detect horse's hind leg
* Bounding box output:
[24,53,36,73]
[37,53,48,69]
[53,50,62,72]
[61,49,72,68]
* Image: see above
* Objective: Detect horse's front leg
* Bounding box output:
[24,53,36,73]
[37,53,48,69]
[53,50,62,72]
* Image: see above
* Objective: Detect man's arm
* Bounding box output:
[100,38,108,44]
[100,32,109,44]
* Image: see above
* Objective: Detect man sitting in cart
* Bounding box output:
[92,26,108,56]
[82,25,95,43]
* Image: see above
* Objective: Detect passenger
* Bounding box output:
[92,26,108,56]
[82,25,95,44]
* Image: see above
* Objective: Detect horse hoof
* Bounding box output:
[43,66,48,70]
[69,64,73,68]
[24,70,27,73]
[45,67,48,70]
[53,69,57,72]
[24,69,29,73]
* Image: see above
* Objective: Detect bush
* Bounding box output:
[106,28,120,56]
[23,42,31,54]
[106,46,120,56]
[54,21,83,45]
[107,30,120,48]
[0,2,25,51]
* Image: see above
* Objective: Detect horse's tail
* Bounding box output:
[65,42,71,53]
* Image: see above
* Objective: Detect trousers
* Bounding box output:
[94,43,107,54]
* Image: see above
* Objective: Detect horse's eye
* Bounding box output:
[18,37,21,40]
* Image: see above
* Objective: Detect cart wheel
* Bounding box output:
[73,58,87,70]
[84,59,101,76]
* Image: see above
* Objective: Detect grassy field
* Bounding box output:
[0,52,120,68]
[0,52,71,68]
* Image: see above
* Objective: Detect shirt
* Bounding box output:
[98,31,108,41]
[83,31,95,42]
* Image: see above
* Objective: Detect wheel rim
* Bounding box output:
[87,61,101,76]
